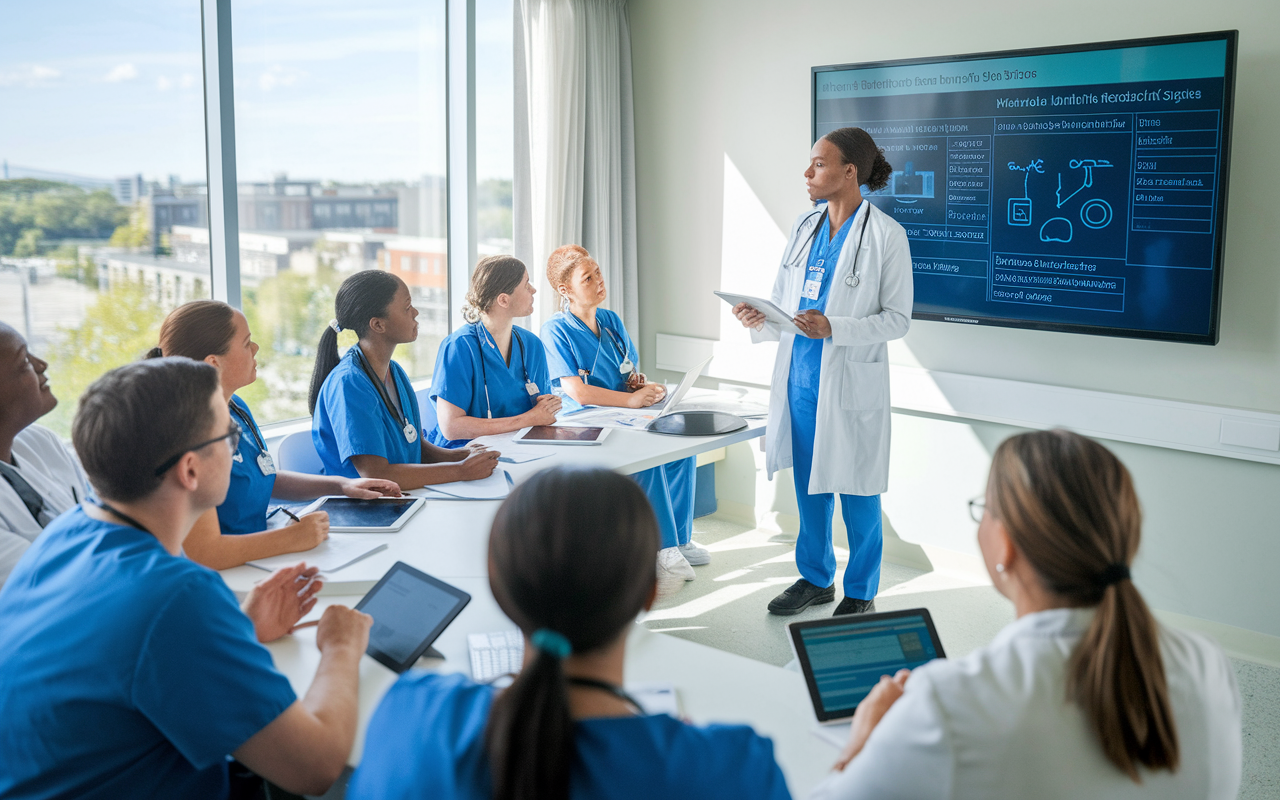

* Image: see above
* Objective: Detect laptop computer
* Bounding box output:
[788,608,946,725]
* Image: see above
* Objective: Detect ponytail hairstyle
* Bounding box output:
[307,269,403,414]
[462,255,527,324]
[485,466,658,800]
[546,245,595,313]
[146,300,237,362]
[988,429,1178,781]
[821,127,893,192]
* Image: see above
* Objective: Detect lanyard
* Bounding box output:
[565,676,644,715]
[350,345,409,432]
[93,500,151,535]
[229,402,265,453]
[473,324,536,419]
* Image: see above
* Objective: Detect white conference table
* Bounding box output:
[221,412,842,797]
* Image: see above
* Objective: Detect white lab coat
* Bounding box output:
[0,424,89,587]
[810,608,1243,800]
[751,202,913,496]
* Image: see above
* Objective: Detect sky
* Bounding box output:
[0,0,513,186]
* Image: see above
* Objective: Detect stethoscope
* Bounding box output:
[353,345,418,444]
[570,312,635,384]
[785,201,873,288]
[473,323,538,419]
[229,401,276,476]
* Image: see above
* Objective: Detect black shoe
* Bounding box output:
[833,597,876,616]
[768,579,836,616]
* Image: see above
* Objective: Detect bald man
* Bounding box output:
[0,323,89,586]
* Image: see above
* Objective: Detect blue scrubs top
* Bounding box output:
[790,202,860,391]
[217,394,276,535]
[540,308,639,413]
[428,323,551,448]
[0,507,296,800]
[313,347,423,479]
[346,672,792,800]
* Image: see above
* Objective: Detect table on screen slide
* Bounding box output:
[220,412,840,795]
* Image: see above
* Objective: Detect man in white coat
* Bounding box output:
[0,322,90,586]
[734,127,912,616]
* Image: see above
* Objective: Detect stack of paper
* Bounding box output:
[419,469,511,500]
[246,535,387,574]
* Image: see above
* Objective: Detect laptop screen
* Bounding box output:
[796,611,942,717]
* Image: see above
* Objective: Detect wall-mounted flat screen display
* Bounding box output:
[813,31,1237,344]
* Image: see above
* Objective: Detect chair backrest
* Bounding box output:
[277,431,325,475]
[416,387,438,438]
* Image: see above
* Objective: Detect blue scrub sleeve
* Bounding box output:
[431,336,479,413]
[132,572,296,769]
[540,322,581,382]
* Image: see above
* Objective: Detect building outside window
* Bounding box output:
[0,1,211,438]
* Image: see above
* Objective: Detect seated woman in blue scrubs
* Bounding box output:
[427,255,559,446]
[541,245,708,593]
[346,466,792,800]
[148,300,402,570]
[309,270,501,489]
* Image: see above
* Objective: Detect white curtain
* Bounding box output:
[514,0,639,335]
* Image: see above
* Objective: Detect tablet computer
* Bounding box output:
[513,426,611,445]
[297,496,425,533]
[788,608,946,723]
[355,561,472,673]
[714,291,803,336]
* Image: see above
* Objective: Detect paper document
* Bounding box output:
[495,448,553,464]
[557,401,669,430]
[628,682,681,717]
[246,535,387,574]
[714,291,803,335]
[418,469,510,501]
[811,721,851,749]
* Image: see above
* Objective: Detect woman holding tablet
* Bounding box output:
[813,431,1241,800]
[309,271,500,490]
[147,300,401,570]
[346,466,791,800]
[540,245,706,592]
[733,127,912,618]
[427,256,559,447]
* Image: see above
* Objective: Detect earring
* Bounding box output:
[995,563,1005,573]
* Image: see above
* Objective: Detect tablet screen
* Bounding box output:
[355,562,471,672]
[521,426,604,441]
[314,497,418,528]
[794,610,944,720]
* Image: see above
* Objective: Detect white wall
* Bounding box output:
[629,0,1280,649]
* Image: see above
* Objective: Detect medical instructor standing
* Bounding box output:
[734,127,912,617]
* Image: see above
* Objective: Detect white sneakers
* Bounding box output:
[656,546,696,599]
[678,540,711,566]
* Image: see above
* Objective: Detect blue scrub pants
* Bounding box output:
[787,379,882,601]
[631,457,695,550]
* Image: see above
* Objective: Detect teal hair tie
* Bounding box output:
[531,628,572,659]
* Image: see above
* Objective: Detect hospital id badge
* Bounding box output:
[256,452,277,476]
[802,279,822,300]
[525,380,539,396]
[403,422,419,443]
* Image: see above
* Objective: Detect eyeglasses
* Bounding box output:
[967,496,986,524]
[153,421,242,477]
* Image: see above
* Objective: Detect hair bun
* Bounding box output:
[145,346,164,359]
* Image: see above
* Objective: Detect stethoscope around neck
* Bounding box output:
[473,323,537,419]
[567,309,635,383]
[353,345,418,443]
[784,200,872,288]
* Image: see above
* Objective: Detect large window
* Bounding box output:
[231,0,449,424]
[476,0,514,258]
[0,1,211,438]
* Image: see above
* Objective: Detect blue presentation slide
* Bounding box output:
[814,35,1234,342]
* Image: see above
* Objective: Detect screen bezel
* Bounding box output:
[304,496,425,532]
[354,561,472,673]
[812,30,1238,345]
[788,607,947,722]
